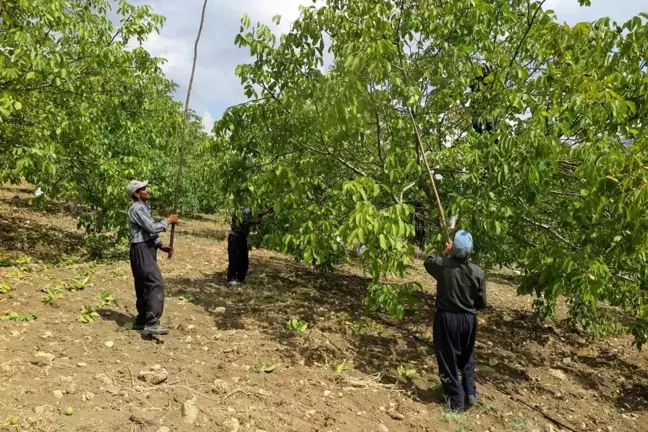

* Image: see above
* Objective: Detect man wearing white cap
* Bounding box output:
[126,180,179,336]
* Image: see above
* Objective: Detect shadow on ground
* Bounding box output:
[166,254,445,402]
[166,252,648,412]
[0,212,86,263]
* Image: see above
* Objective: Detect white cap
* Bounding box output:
[126,180,148,197]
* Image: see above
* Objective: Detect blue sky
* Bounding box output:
[130,0,647,131]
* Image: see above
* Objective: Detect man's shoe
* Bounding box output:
[132,322,145,331]
[141,325,169,336]
[467,394,478,408]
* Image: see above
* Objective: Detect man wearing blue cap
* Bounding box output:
[126,180,179,337]
[425,230,486,411]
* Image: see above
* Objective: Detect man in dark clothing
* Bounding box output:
[127,180,179,337]
[424,230,486,412]
[227,206,272,285]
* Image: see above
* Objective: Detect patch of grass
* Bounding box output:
[0,282,13,294]
[65,276,91,292]
[511,414,536,431]
[0,311,37,321]
[5,268,29,280]
[79,306,100,323]
[442,408,470,428]
[476,403,496,416]
[428,382,442,393]
[397,364,418,379]
[253,359,277,373]
[178,294,194,303]
[41,285,63,304]
[333,359,347,373]
[99,292,114,307]
[344,318,379,334]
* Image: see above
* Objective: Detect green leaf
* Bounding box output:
[379,234,387,250]
[262,364,276,373]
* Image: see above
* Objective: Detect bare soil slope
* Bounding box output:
[0,185,646,432]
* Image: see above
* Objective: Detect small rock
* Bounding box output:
[129,412,156,426]
[81,392,95,402]
[32,352,55,366]
[104,341,114,348]
[606,427,613,432]
[562,357,572,364]
[223,417,240,432]
[388,409,405,421]
[138,366,169,385]
[213,307,226,314]
[378,424,389,432]
[213,379,231,394]
[548,369,567,381]
[105,386,120,395]
[156,428,171,432]
[77,362,87,367]
[34,405,54,415]
[52,390,63,399]
[306,409,316,417]
[258,389,272,396]
[95,373,113,386]
[185,336,192,343]
[11,330,20,337]
[323,390,332,397]
[182,399,199,424]
[41,331,53,339]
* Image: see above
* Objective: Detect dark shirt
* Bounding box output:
[230,207,262,237]
[424,254,486,314]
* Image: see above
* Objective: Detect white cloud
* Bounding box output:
[201,111,215,134]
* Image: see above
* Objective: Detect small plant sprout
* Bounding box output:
[79,306,100,323]
[286,318,308,333]
[99,292,114,306]
[397,365,418,379]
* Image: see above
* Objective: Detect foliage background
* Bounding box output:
[1,0,647,346]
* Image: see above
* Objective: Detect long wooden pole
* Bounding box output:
[168,0,209,258]
[408,109,450,243]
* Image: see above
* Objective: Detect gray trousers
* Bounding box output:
[129,240,165,326]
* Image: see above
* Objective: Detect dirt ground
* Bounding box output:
[0,185,646,432]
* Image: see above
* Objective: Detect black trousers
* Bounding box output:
[130,240,165,326]
[433,311,477,411]
[227,233,249,282]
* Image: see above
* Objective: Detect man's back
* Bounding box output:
[424,255,486,314]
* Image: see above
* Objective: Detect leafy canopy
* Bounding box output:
[214,0,648,347]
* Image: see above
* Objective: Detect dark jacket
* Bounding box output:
[424,255,486,314]
[230,207,262,237]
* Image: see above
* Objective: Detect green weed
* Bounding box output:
[286,318,308,333]
[0,311,37,321]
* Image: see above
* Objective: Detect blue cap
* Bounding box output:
[452,230,473,259]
